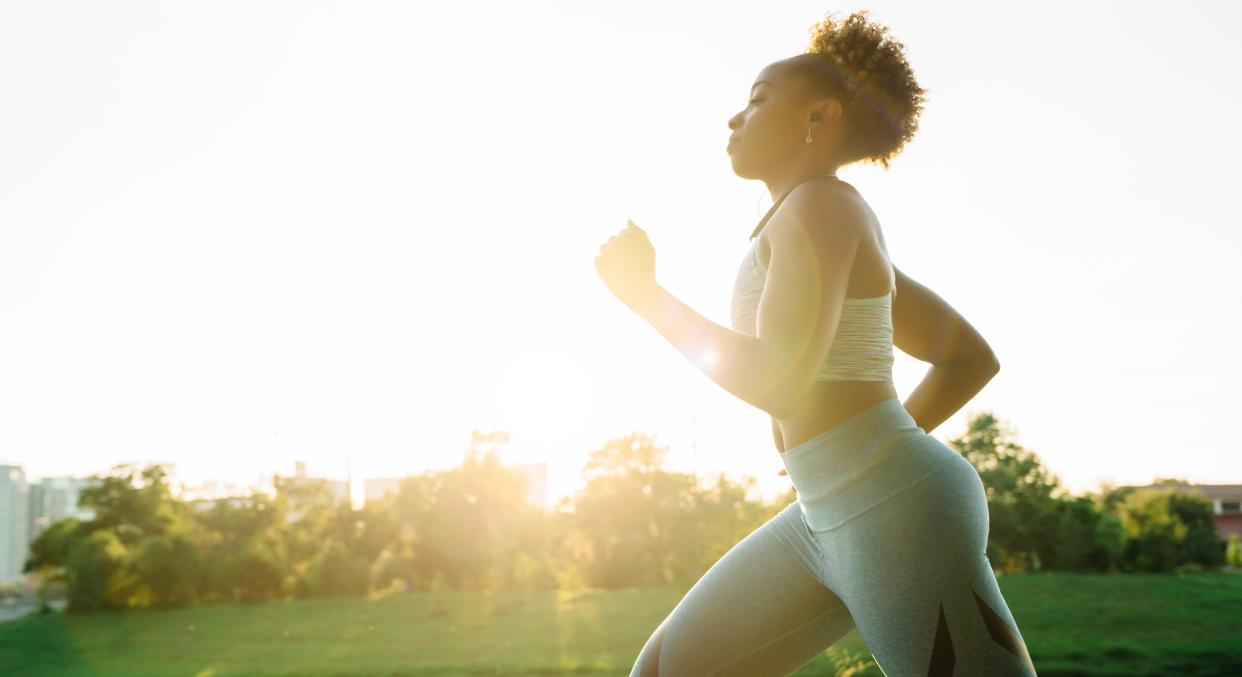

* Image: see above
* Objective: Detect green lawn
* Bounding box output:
[2,572,1239,676]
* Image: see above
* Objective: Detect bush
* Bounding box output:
[65,530,132,611]
[294,540,371,597]
[1116,488,1224,572]
[1225,534,1241,568]
[130,532,204,607]
[225,536,286,602]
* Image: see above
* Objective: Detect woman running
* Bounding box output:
[594,10,1037,677]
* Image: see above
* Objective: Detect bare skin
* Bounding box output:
[752,184,900,452]
[595,55,1000,471]
[726,57,999,456]
[607,50,1005,676]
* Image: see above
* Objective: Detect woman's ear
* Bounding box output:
[821,99,843,123]
[809,99,843,124]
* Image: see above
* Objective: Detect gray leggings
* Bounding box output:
[629,397,1038,676]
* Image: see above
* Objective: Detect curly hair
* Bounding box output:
[784,10,926,169]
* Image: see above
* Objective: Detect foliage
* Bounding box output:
[22,412,1232,611]
[946,412,1226,574]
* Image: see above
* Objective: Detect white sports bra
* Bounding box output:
[729,174,895,382]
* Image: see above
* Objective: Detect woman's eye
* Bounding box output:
[749,98,761,105]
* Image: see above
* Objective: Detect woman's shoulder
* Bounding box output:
[794,175,864,206]
[777,177,871,237]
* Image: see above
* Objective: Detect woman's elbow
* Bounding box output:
[983,350,1000,374]
[944,348,1000,374]
[978,353,1000,376]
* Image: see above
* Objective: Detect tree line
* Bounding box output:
[24,411,1239,611]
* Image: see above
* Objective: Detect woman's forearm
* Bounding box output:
[632,283,796,417]
[902,354,1000,434]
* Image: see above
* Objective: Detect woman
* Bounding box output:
[594,10,1037,677]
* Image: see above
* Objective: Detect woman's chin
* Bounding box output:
[728,158,758,180]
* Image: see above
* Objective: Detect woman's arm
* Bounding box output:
[631,285,793,415]
[892,266,1000,434]
[632,188,863,419]
[595,221,803,416]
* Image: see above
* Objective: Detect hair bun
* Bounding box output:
[801,10,925,169]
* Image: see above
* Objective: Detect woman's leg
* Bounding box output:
[629,501,857,676]
[818,452,1038,676]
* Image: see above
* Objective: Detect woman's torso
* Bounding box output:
[754,182,899,451]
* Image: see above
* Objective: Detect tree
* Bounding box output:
[412,434,546,590]
[64,530,132,611]
[1038,495,1124,572]
[130,531,204,606]
[572,433,699,588]
[32,463,189,609]
[669,472,771,584]
[946,412,1064,572]
[1115,487,1224,572]
[78,464,180,547]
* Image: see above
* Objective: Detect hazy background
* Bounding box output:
[2,0,1238,505]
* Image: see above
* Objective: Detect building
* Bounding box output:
[509,461,548,511]
[28,476,96,543]
[0,466,29,585]
[290,461,349,503]
[186,495,252,513]
[278,461,350,505]
[1129,482,1242,542]
[364,477,404,503]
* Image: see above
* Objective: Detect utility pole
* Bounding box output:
[345,451,352,508]
[686,372,699,488]
[690,408,699,486]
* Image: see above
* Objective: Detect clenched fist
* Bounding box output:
[594,219,660,313]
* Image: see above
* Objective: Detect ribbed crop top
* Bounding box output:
[729,174,895,382]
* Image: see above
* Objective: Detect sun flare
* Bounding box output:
[495,348,595,454]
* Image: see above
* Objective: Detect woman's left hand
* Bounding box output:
[594,219,660,313]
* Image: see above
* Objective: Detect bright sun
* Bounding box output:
[495,348,595,454]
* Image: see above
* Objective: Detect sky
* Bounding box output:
[1,0,1239,508]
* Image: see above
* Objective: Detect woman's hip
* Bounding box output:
[778,398,985,534]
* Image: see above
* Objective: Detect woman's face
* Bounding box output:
[726,62,811,179]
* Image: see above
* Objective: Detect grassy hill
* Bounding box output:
[2,572,1239,676]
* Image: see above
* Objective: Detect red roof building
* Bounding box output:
[1129,482,1242,542]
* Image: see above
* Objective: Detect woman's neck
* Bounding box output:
[764,162,842,204]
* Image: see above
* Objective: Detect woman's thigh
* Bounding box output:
[630,501,857,676]
[818,453,1038,676]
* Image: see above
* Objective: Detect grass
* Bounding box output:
[1,572,1240,676]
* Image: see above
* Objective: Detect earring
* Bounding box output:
[805,128,813,144]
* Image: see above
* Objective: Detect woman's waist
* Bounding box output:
[779,393,912,456]
[777,382,899,449]
[777,397,963,529]
[783,427,957,501]
[792,445,965,533]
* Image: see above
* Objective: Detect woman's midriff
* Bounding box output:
[777,380,900,452]
[753,209,899,453]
